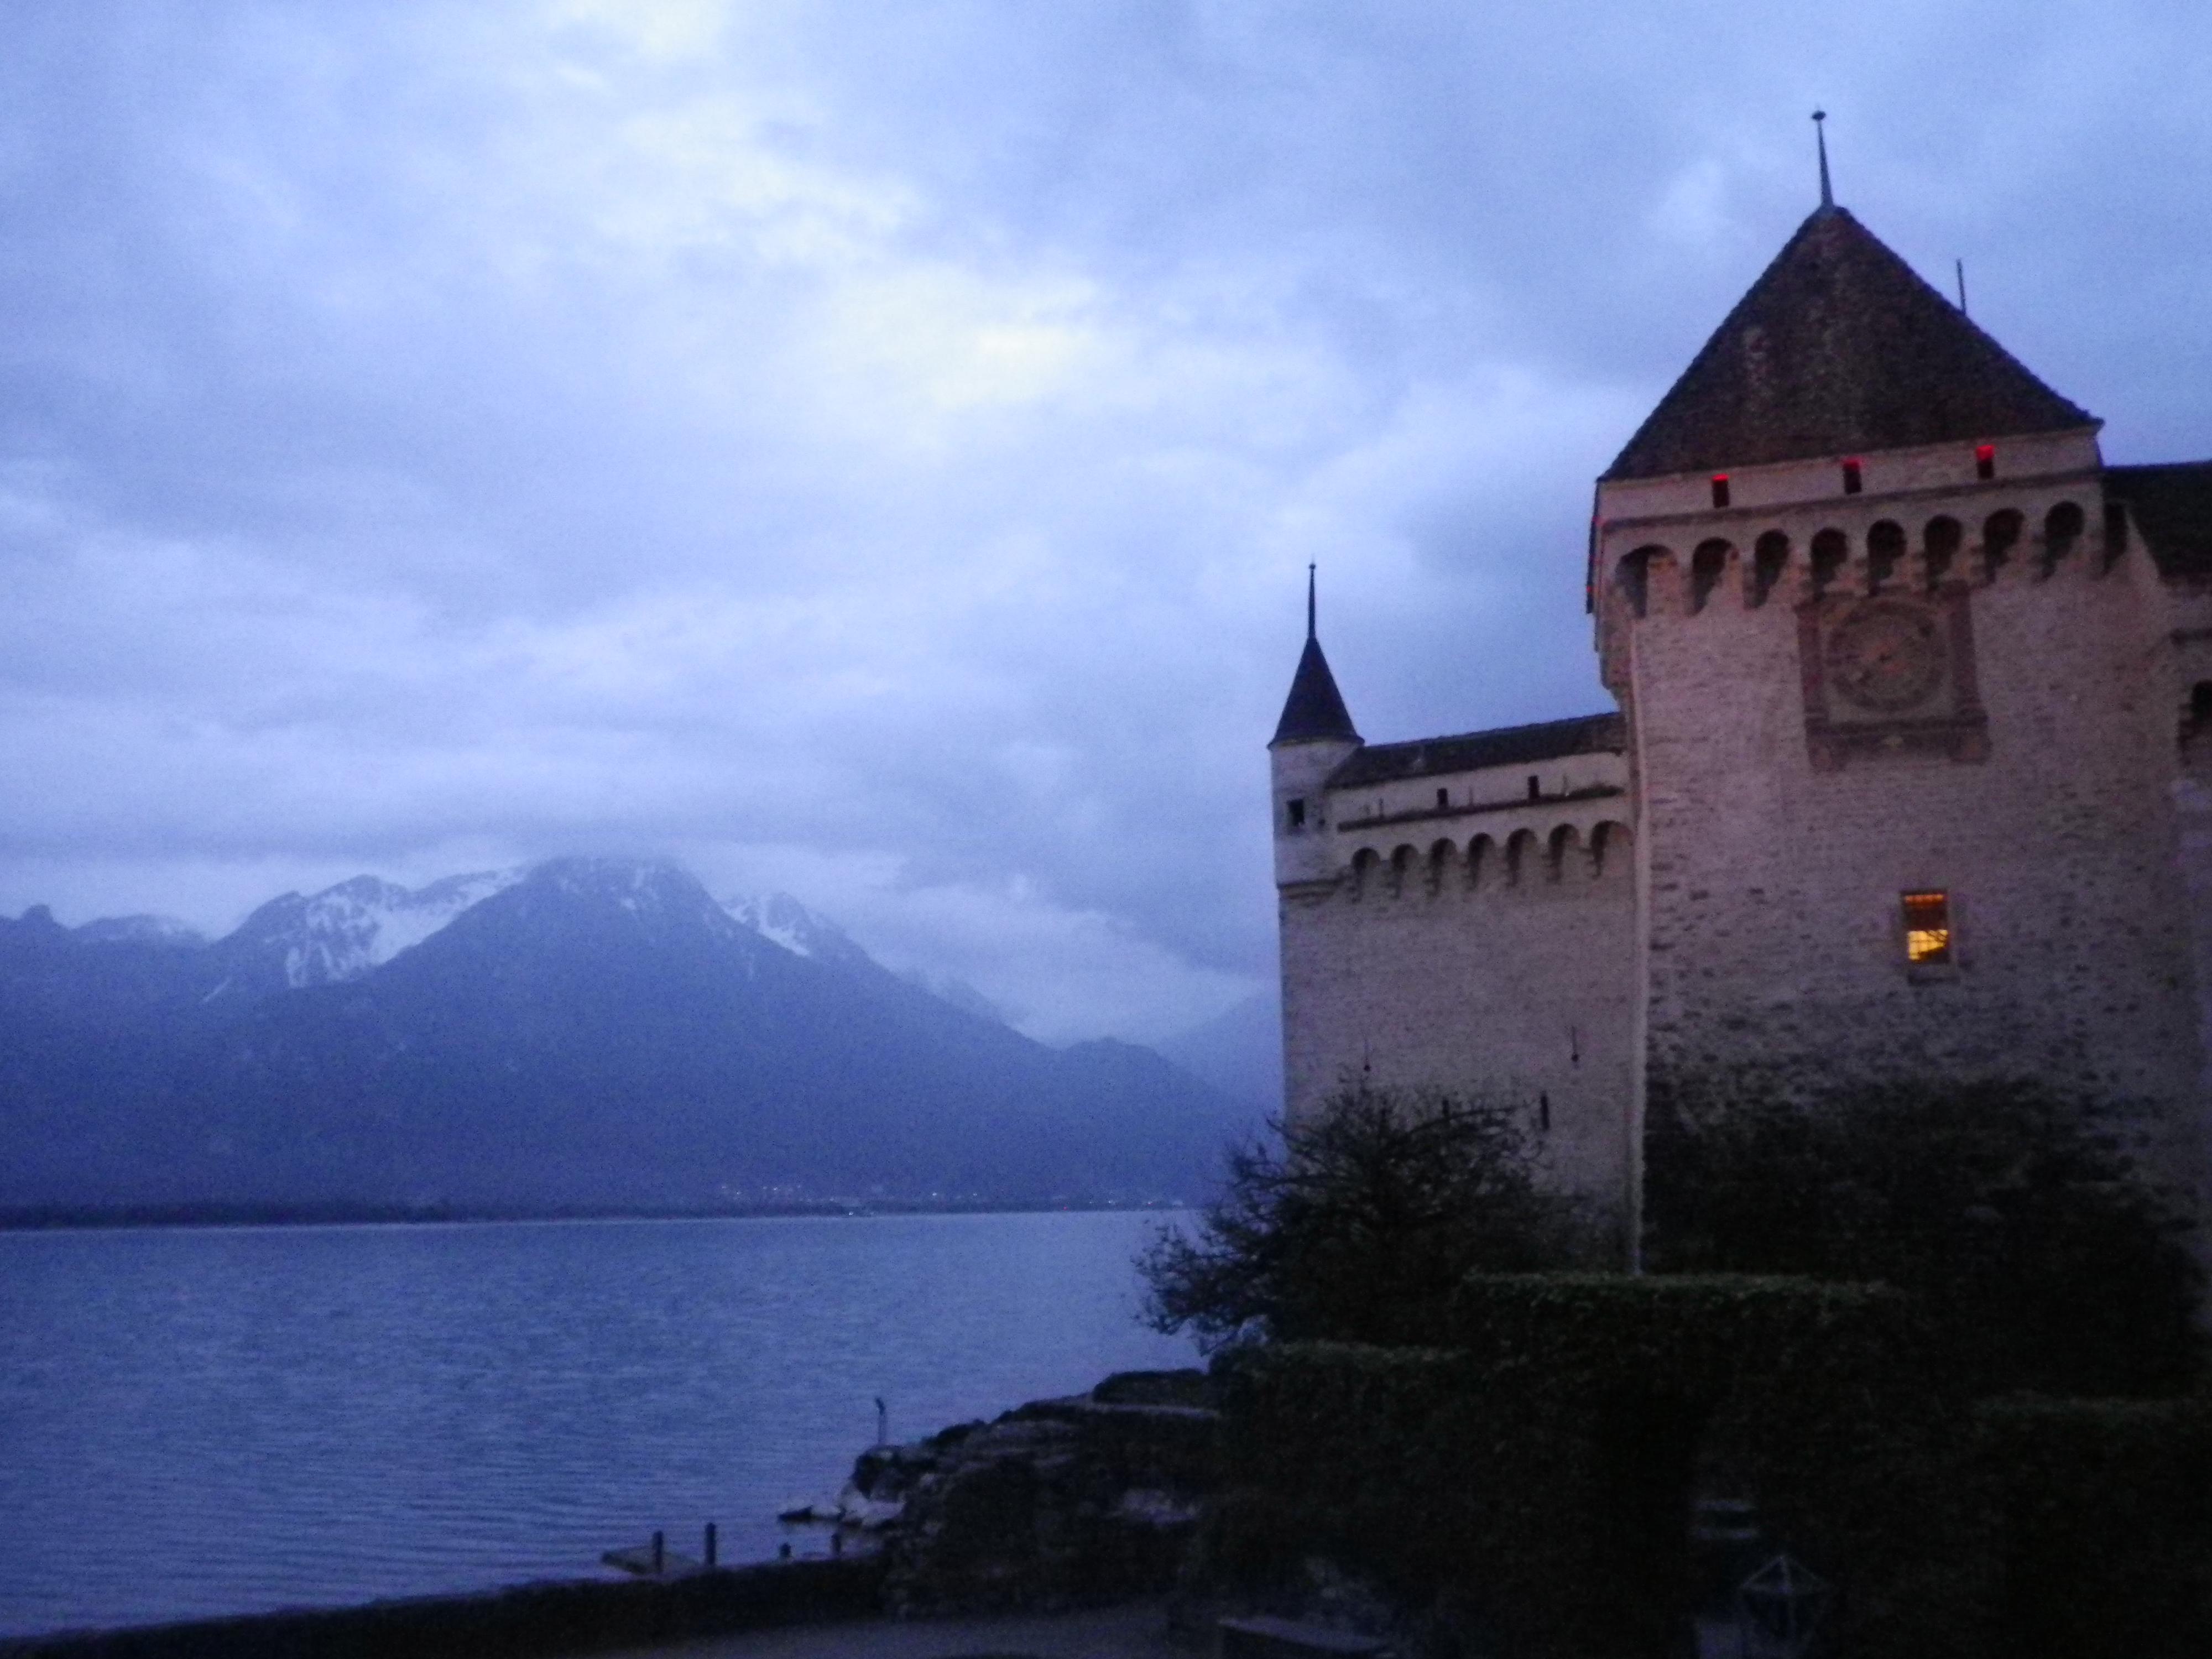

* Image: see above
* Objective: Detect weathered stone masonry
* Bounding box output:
[1271,198,2212,1256]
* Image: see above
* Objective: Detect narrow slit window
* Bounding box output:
[1436,787,1449,810]
[1975,444,1996,481]
[1526,775,1541,801]
[1902,891,1951,966]
[1286,797,1306,830]
[1710,474,1731,509]
[1842,458,1864,495]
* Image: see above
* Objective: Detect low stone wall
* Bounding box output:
[0,1557,884,1659]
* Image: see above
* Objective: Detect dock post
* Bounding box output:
[651,1530,664,1574]
[705,1521,717,1567]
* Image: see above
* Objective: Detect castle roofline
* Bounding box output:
[2107,461,2212,580]
[1327,712,1624,787]
[1604,205,2094,482]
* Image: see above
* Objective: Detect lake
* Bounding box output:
[0,1210,1198,1638]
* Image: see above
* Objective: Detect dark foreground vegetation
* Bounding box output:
[1131,1077,2211,1657]
[0,1558,881,1659]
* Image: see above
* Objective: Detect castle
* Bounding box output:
[1269,185,2212,1255]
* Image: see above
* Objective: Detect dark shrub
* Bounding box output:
[1137,1083,1588,1349]
[1645,1074,2202,1396]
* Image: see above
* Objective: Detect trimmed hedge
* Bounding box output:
[1212,1275,1976,1659]
[1971,1395,2212,1659]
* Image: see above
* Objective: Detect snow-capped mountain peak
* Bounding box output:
[722,892,878,973]
[231,868,525,989]
[74,914,207,946]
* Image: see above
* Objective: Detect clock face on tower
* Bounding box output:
[1797,588,1988,769]
[1823,599,1948,714]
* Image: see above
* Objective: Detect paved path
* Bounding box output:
[602,1597,1197,1659]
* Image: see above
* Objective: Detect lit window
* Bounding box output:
[1710,474,1731,508]
[1842,458,1864,495]
[1286,797,1306,830]
[1975,444,1996,481]
[1902,891,1951,966]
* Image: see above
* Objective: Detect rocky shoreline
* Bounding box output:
[787,1369,1220,1615]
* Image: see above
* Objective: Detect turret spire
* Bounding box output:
[1271,568,1359,747]
[1813,109,1833,210]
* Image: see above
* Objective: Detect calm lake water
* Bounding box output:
[0,1211,1198,1637]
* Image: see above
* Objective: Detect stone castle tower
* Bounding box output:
[1271,190,2212,1254]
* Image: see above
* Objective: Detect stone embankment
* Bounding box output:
[809,1369,1220,1615]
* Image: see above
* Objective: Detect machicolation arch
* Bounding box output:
[1334,820,1632,902]
[1602,497,2124,623]
[2042,500,2085,578]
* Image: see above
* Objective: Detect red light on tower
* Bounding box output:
[1975,444,1996,481]
[1841,458,1863,494]
[1710,474,1731,509]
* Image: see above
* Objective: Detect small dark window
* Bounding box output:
[1286,797,1306,830]
[1537,1092,1551,1134]
[1975,444,1996,481]
[1841,458,1863,495]
[2191,683,2212,734]
[1436,787,1449,810]
[1710,474,1731,509]
[1526,776,1540,801]
[1902,891,1952,967]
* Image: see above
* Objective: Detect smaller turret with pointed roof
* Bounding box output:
[1270,567,1363,887]
[1272,567,1360,747]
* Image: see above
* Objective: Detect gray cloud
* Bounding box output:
[2,0,2208,1041]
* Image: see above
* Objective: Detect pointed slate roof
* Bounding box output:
[1604,206,2094,481]
[1327,712,1624,787]
[2106,461,2212,580]
[1271,636,1359,746]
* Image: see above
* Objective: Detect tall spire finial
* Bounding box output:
[1813,109,1833,210]
[1306,564,1317,641]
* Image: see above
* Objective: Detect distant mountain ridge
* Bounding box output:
[0,859,1246,1212]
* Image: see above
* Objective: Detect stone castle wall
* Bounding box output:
[1277,807,1637,1220]
[1598,470,2210,1207]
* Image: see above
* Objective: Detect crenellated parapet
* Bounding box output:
[1593,432,2119,693]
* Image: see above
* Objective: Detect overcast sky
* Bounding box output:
[2,1,2207,1044]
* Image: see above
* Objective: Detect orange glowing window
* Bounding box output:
[1902,891,1951,966]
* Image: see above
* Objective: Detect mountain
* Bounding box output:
[727,893,1005,1023]
[0,859,1240,1212]
[200,870,523,1006]
[1155,990,1284,1118]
